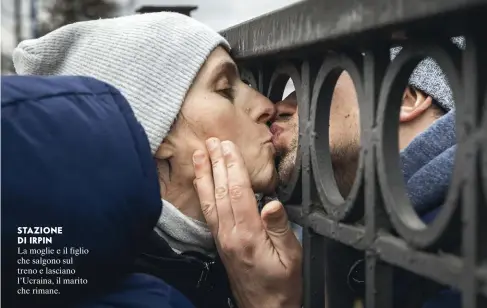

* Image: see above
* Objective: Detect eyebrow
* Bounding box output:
[210,61,239,85]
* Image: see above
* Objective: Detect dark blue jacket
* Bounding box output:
[1,75,194,308]
[341,111,460,308]
[397,110,460,308]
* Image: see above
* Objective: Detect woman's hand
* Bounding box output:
[192,137,302,308]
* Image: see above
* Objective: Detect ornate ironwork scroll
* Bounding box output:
[221,0,487,307]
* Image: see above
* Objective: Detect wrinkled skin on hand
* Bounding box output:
[192,138,303,308]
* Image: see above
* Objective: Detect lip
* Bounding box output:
[264,139,276,155]
[270,134,279,146]
[264,138,274,146]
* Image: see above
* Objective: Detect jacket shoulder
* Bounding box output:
[2,75,162,307]
[2,75,121,105]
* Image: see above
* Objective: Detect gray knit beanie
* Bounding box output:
[13,12,230,154]
[390,36,465,112]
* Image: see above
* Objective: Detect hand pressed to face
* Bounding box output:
[192,138,302,308]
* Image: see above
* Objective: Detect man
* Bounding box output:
[270,38,463,308]
[273,68,454,199]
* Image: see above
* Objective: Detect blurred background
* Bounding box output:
[1,0,302,74]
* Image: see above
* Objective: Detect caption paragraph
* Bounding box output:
[17,226,89,295]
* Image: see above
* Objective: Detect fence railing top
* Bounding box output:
[219,0,486,60]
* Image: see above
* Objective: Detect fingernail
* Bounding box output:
[206,138,218,150]
[193,150,205,164]
[221,141,231,155]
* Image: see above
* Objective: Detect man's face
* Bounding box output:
[271,72,360,196]
[271,91,299,186]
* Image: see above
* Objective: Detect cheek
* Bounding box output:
[330,89,360,144]
[199,112,250,150]
[183,99,239,139]
[202,112,244,143]
[283,119,298,141]
[329,111,360,147]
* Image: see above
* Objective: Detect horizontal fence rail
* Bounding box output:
[221,1,487,307]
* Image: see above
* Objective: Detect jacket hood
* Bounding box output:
[1,76,162,306]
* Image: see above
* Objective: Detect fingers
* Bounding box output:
[193,149,219,234]
[206,138,235,232]
[221,140,261,228]
[193,138,262,236]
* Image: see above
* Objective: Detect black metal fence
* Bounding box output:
[220,0,487,307]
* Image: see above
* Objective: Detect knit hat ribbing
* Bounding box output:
[390,36,465,112]
[13,12,230,154]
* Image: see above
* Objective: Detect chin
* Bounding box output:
[278,168,293,187]
[252,165,278,194]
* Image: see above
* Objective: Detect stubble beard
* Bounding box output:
[277,124,299,186]
[277,124,359,198]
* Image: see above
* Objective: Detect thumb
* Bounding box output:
[261,201,301,264]
[261,200,290,236]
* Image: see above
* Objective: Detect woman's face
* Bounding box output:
[159,47,278,194]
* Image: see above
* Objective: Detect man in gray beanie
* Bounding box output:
[12,12,303,308]
[271,37,464,308]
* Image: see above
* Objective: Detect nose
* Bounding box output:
[249,92,276,124]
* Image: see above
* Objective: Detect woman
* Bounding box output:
[12,12,302,307]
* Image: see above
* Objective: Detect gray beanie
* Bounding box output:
[13,12,230,154]
[390,36,465,112]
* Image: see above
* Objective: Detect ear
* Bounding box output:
[400,87,433,123]
[154,139,175,160]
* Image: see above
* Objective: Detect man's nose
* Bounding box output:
[250,95,276,124]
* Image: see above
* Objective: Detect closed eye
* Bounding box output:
[277,113,293,120]
[218,87,235,101]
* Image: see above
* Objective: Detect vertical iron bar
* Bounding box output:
[302,227,325,308]
[302,60,326,308]
[462,32,487,308]
[461,33,476,308]
[364,47,393,308]
[258,64,274,96]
